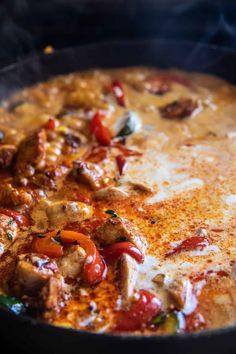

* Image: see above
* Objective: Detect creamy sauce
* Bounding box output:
[0,66,235,334]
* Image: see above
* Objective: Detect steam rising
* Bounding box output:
[0,0,236,99]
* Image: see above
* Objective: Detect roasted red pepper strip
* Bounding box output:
[165,236,209,258]
[110,80,125,107]
[32,236,63,258]
[111,143,142,156]
[44,117,56,130]
[116,154,126,175]
[102,241,144,264]
[85,146,108,163]
[0,208,30,228]
[114,289,161,332]
[90,112,111,146]
[46,230,106,285]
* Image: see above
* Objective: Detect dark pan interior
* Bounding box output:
[1,38,236,99]
[1,39,236,354]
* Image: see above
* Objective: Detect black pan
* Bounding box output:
[0,39,236,354]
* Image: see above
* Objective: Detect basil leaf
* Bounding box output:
[7,219,15,226]
[0,294,26,315]
[105,209,118,218]
[37,234,46,238]
[53,229,62,244]
[6,232,13,241]
[117,111,141,137]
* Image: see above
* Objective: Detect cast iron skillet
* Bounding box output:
[0,39,236,354]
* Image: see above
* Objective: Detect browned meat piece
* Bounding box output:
[119,253,138,308]
[130,182,153,194]
[65,133,81,149]
[73,161,104,190]
[14,129,46,185]
[0,183,32,207]
[152,273,166,286]
[159,99,198,119]
[93,187,129,201]
[40,276,64,315]
[0,213,19,256]
[0,145,16,169]
[57,245,86,280]
[31,165,68,191]
[94,217,147,254]
[12,253,59,294]
[10,253,64,314]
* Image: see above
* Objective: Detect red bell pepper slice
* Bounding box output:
[165,236,209,258]
[114,289,161,332]
[110,80,125,107]
[58,230,107,285]
[0,208,30,228]
[90,112,111,146]
[116,154,126,175]
[44,117,56,130]
[85,146,108,163]
[34,230,107,286]
[102,241,144,264]
[32,236,64,258]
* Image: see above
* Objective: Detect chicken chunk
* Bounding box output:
[12,253,59,294]
[40,276,64,315]
[119,253,138,308]
[31,165,69,191]
[10,253,64,314]
[0,144,16,169]
[94,217,147,254]
[73,161,104,190]
[167,277,195,312]
[0,213,19,256]
[14,129,46,185]
[57,245,86,280]
[93,187,129,201]
[0,183,32,207]
[31,199,93,232]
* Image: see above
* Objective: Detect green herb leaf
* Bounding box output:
[152,313,166,325]
[53,229,62,244]
[105,209,118,218]
[7,219,15,226]
[0,294,26,315]
[116,112,140,137]
[6,232,13,241]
